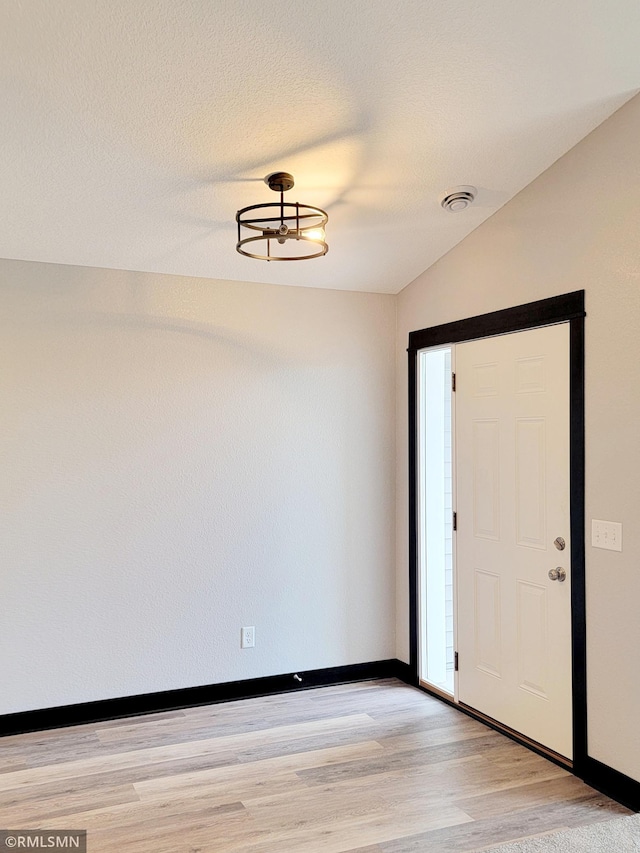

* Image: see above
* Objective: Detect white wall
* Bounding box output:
[0,259,396,714]
[396,92,640,782]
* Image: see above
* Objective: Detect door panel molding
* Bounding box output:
[407,290,586,772]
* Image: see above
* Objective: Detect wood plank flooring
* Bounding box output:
[0,679,630,852]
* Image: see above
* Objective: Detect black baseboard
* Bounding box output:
[392,659,417,686]
[583,756,640,812]
[0,659,402,737]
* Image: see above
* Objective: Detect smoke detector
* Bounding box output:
[440,186,477,212]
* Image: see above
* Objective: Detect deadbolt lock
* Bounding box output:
[554,536,566,551]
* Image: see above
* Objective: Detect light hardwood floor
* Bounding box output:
[0,679,630,852]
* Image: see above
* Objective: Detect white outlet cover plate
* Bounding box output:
[591,519,622,552]
[241,626,255,648]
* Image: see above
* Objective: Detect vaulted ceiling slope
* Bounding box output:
[2,1,639,293]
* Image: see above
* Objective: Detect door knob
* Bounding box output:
[548,567,567,582]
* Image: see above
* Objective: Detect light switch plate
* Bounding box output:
[591,519,622,552]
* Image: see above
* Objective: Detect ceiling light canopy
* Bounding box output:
[236,172,328,261]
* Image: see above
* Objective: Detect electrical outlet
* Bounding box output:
[241,626,255,648]
[591,520,622,552]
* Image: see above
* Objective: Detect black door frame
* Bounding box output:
[407,290,586,774]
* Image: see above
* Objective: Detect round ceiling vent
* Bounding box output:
[440,186,477,212]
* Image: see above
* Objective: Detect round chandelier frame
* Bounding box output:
[236,172,328,261]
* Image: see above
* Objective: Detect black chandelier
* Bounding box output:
[236,172,328,261]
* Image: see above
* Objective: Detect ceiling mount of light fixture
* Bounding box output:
[236,172,328,261]
[265,171,295,192]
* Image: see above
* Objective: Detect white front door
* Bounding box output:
[455,323,572,758]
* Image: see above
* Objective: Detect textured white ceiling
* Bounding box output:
[2,1,639,293]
